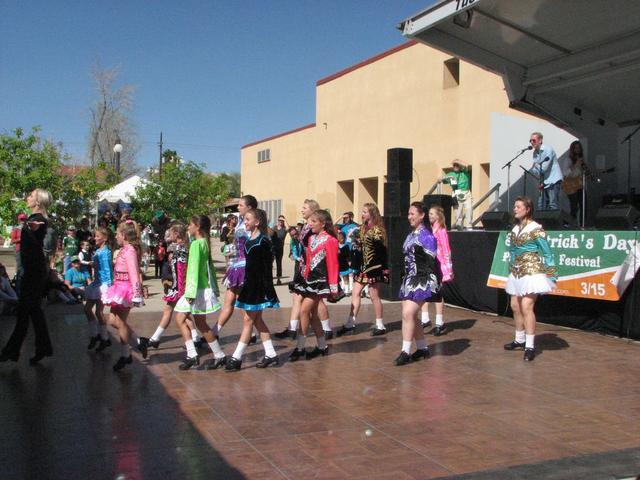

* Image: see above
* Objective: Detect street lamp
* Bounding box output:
[113,136,123,178]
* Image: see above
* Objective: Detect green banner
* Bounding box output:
[487,230,639,301]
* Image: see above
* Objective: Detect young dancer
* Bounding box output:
[147,223,203,350]
[504,197,556,361]
[212,195,257,340]
[421,205,453,335]
[276,199,334,339]
[102,221,148,371]
[174,215,223,370]
[337,231,352,295]
[289,209,339,361]
[225,209,280,371]
[337,203,389,337]
[396,202,442,365]
[85,227,113,351]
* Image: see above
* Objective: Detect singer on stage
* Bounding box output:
[530,132,563,210]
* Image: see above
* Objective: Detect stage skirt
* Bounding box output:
[222,265,245,289]
[86,283,109,301]
[174,288,222,315]
[103,280,142,309]
[505,273,556,296]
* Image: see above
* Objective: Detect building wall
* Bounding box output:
[241,41,562,224]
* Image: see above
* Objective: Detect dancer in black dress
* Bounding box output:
[226,209,280,371]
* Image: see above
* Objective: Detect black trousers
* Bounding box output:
[2,270,52,358]
[275,250,284,279]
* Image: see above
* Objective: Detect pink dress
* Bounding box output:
[103,244,144,309]
[433,225,454,283]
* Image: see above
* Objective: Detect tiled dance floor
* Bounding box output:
[1,300,639,479]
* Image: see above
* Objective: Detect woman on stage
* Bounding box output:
[504,196,556,361]
[396,202,441,365]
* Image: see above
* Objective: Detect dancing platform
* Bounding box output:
[1,278,639,479]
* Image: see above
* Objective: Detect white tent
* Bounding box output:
[97,175,147,203]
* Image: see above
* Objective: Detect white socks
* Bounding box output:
[151,326,165,342]
[289,319,299,332]
[375,318,386,330]
[209,339,226,359]
[191,328,202,342]
[185,340,197,358]
[421,311,430,324]
[262,339,276,358]
[402,341,412,354]
[88,319,98,337]
[232,341,248,361]
[345,315,356,328]
[525,334,535,349]
[321,319,332,332]
[435,314,444,327]
[515,330,526,344]
[296,334,307,350]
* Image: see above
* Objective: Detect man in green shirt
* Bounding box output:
[440,159,473,229]
[63,225,79,273]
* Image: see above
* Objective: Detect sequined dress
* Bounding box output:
[505,220,556,296]
[355,225,389,284]
[222,219,248,289]
[292,231,340,298]
[398,225,441,302]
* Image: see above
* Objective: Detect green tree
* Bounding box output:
[218,171,241,198]
[0,127,63,221]
[131,160,229,225]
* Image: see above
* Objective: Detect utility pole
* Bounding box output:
[158,131,163,178]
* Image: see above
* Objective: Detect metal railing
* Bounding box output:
[472,183,501,227]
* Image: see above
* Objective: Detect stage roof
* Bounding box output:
[399,0,640,129]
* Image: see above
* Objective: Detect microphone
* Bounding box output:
[520,146,533,153]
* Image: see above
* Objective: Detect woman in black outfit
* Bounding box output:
[1,189,54,365]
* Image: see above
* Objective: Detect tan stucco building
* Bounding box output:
[241,40,564,224]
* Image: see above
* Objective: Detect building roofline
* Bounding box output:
[241,123,316,149]
[316,40,419,86]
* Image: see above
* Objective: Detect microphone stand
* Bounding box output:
[621,124,640,203]
[520,166,541,200]
[502,148,529,211]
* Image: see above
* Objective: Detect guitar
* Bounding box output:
[562,159,601,195]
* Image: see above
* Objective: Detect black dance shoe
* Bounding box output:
[336,325,356,337]
[324,330,334,340]
[225,357,242,372]
[148,338,160,349]
[194,338,207,350]
[395,351,412,366]
[421,320,431,328]
[410,348,431,362]
[524,348,536,361]
[274,328,297,340]
[204,356,227,370]
[179,355,200,371]
[249,334,258,345]
[305,346,329,360]
[433,325,446,337]
[113,355,132,371]
[87,335,100,350]
[0,352,19,362]
[29,350,53,366]
[371,327,387,337]
[95,338,112,352]
[137,337,149,359]
[289,348,304,362]
[504,340,526,351]
[256,355,279,368]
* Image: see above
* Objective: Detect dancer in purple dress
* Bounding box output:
[396,202,442,366]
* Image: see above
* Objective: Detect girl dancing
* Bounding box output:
[85,227,113,351]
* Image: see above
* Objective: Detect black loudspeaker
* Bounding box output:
[534,210,575,230]
[379,216,411,301]
[423,194,453,230]
[481,211,511,230]
[384,181,410,217]
[387,148,413,182]
[595,205,640,230]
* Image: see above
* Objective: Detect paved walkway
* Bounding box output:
[1,247,640,479]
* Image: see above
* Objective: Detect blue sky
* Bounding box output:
[1,0,434,173]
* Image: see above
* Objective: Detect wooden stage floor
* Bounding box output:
[1,298,639,479]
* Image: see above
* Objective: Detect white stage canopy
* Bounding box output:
[97,175,147,204]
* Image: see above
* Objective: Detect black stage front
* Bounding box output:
[442,231,640,340]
